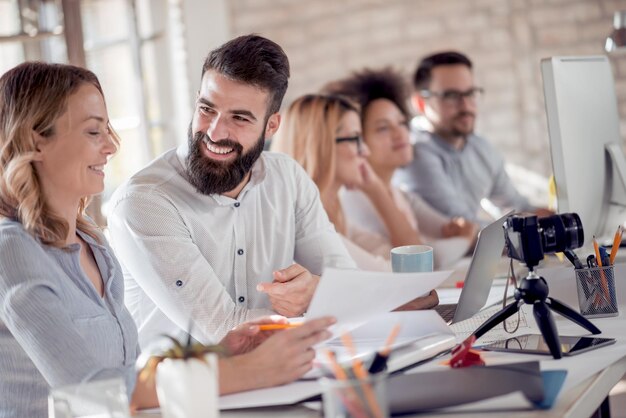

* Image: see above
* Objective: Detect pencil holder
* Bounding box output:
[319,373,389,418]
[575,266,619,318]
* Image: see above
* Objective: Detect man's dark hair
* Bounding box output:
[321,67,410,120]
[413,51,472,91]
[202,34,290,115]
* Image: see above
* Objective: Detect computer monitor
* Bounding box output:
[541,56,626,244]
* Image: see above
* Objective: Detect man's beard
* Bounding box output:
[450,111,475,137]
[185,126,265,195]
[436,111,475,140]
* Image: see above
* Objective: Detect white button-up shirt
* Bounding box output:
[108,145,355,346]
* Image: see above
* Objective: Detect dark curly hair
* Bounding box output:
[321,67,410,120]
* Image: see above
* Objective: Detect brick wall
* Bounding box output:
[228,0,626,176]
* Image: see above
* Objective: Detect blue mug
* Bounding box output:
[390,245,433,273]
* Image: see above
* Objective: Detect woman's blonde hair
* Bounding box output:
[271,94,359,195]
[0,62,119,247]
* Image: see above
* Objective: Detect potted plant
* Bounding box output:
[139,331,225,418]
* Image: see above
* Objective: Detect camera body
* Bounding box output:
[503,213,584,270]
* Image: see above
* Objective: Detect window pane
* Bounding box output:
[81,0,129,46]
[0,42,24,75]
[86,43,148,194]
[0,0,21,36]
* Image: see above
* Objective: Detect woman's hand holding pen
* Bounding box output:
[219,317,335,393]
[220,315,291,355]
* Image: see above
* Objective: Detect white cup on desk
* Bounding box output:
[390,245,434,273]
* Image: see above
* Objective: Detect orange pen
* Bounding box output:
[258,322,303,331]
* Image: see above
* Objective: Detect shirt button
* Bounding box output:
[175,280,183,287]
[237,249,244,255]
[238,296,245,303]
[234,202,240,208]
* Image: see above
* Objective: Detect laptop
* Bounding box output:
[434,212,510,324]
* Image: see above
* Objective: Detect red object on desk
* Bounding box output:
[449,335,485,368]
[455,280,464,288]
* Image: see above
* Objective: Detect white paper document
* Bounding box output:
[306,268,452,337]
[310,310,456,377]
[220,311,455,410]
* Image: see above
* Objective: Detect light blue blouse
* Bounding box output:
[0,219,139,417]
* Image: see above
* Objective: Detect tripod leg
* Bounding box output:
[547,297,602,334]
[473,302,521,340]
[533,302,562,359]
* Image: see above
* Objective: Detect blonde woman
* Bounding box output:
[323,68,478,269]
[271,94,438,308]
[0,62,333,417]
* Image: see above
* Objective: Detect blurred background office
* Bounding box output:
[1,0,623,223]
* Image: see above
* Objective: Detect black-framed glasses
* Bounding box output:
[420,87,484,105]
[335,135,364,155]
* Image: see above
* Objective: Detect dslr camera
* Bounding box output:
[503,213,584,270]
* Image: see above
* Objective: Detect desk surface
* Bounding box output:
[137,262,626,418]
[136,354,626,417]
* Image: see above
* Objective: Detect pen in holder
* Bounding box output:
[574,265,618,318]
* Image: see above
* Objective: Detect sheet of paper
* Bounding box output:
[306,268,451,337]
[219,380,322,410]
[309,310,455,377]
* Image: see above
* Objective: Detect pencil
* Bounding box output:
[609,226,623,265]
[593,236,610,302]
[341,333,385,418]
[258,323,303,331]
[323,350,368,418]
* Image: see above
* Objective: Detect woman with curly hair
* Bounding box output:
[323,68,477,269]
[0,62,333,417]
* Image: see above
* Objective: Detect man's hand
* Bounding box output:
[394,289,439,311]
[256,263,320,317]
[219,315,289,356]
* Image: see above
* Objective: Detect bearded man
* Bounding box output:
[108,35,355,346]
[393,51,552,226]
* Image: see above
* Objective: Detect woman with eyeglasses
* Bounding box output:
[270,94,424,270]
[323,68,477,269]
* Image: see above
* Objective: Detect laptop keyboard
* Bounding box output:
[435,304,457,322]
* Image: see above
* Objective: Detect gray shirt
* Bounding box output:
[393,131,534,225]
[0,220,139,418]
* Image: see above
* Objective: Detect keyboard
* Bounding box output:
[434,304,457,323]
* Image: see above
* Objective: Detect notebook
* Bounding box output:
[435,212,511,324]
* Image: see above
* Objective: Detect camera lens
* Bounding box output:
[538,213,584,253]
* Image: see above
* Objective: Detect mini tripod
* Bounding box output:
[472,268,601,359]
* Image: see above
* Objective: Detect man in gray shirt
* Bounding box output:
[394,51,551,225]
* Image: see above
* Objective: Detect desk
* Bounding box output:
[136,356,626,417]
[137,263,626,417]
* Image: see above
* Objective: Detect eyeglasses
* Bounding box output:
[420,87,484,105]
[336,135,364,155]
